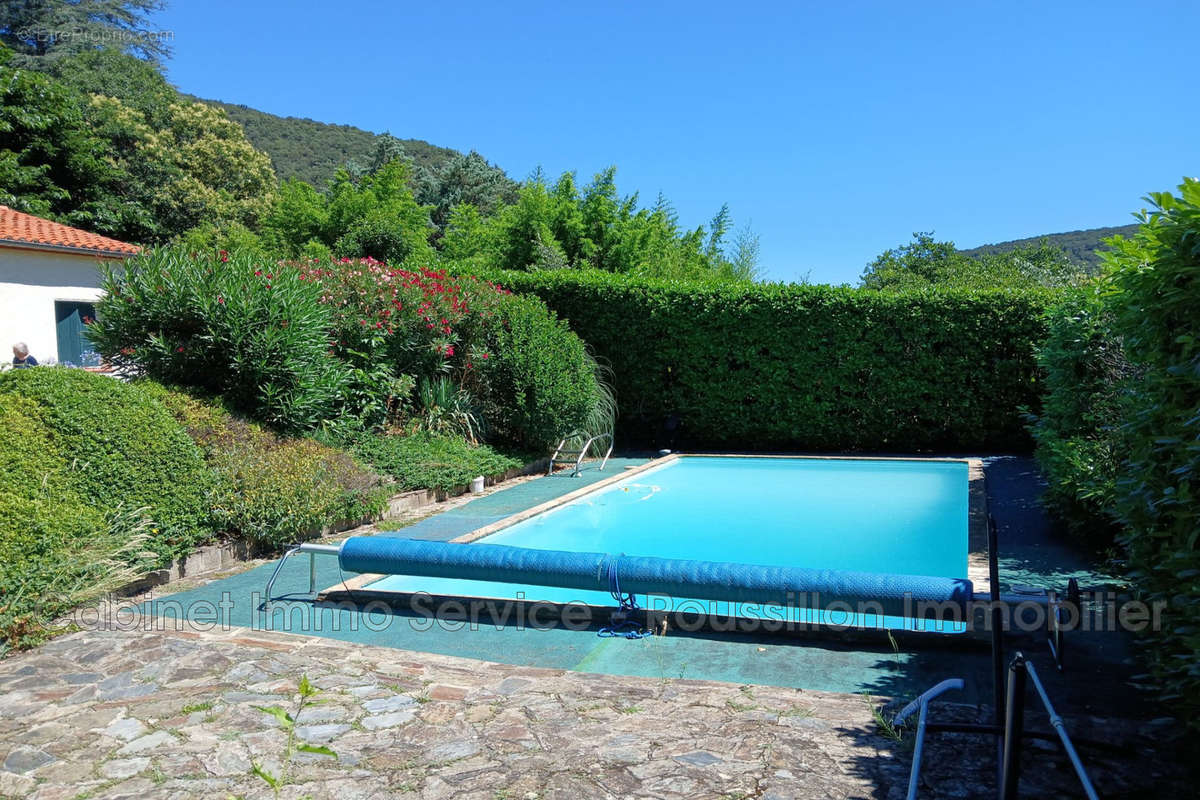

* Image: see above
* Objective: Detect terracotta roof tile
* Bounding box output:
[0,205,140,256]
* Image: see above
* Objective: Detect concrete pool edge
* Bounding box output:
[334,453,988,599]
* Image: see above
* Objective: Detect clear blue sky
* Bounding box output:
[155,0,1197,284]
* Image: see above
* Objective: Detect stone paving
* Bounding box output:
[0,624,1189,800]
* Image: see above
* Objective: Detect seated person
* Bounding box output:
[11,342,38,368]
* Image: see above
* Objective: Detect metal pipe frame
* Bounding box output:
[1023,660,1100,800]
[998,652,1099,800]
[988,514,1006,784]
[548,431,614,477]
[892,678,965,800]
[262,543,340,609]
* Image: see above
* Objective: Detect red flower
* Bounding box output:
[217,296,225,305]
[176,346,184,352]
[445,346,455,357]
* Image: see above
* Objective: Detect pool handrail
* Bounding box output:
[549,431,614,476]
[262,542,338,610]
[892,678,965,800]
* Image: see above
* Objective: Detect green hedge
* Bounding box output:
[1100,181,1200,725]
[475,270,1055,451]
[0,368,217,560]
[1027,291,1129,543]
[1030,179,1200,729]
[350,431,523,492]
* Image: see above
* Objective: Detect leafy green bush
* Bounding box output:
[1100,180,1200,725]
[1,395,101,646]
[1028,291,1131,542]
[142,383,390,549]
[473,294,603,450]
[350,432,522,492]
[0,368,216,562]
[476,269,1054,451]
[88,246,351,433]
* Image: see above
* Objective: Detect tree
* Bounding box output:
[0,50,150,235]
[261,159,435,266]
[728,223,761,281]
[261,178,329,257]
[139,101,277,235]
[861,231,1081,290]
[0,0,171,67]
[45,47,174,122]
[415,149,518,234]
[861,232,965,289]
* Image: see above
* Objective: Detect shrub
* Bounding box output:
[1028,290,1131,542]
[0,368,216,562]
[0,394,162,648]
[296,258,509,380]
[298,259,603,448]
[1101,180,1200,726]
[351,431,522,492]
[88,246,351,433]
[474,269,1054,451]
[474,294,603,450]
[142,382,390,550]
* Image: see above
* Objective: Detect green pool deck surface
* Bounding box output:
[142,455,1142,716]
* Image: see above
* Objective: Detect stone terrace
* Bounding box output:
[0,625,1186,800]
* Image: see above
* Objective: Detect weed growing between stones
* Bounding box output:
[250,675,338,797]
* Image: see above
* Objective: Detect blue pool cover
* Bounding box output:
[339,537,974,620]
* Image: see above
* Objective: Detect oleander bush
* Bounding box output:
[142,382,390,549]
[91,248,607,449]
[472,269,1055,451]
[297,258,605,448]
[475,294,606,450]
[89,246,352,433]
[0,368,217,561]
[349,431,523,492]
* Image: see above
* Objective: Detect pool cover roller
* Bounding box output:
[338,536,973,619]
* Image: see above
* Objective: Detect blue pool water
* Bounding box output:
[368,456,969,629]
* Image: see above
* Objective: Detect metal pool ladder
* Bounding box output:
[549,431,613,476]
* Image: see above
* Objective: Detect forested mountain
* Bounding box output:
[187,97,463,186]
[959,224,1139,271]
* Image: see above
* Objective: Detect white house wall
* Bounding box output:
[0,247,115,365]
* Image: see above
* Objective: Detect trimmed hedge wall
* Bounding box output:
[477,270,1055,451]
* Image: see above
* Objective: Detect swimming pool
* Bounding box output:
[364,456,971,631]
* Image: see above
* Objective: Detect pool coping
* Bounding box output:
[331,453,989,598]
